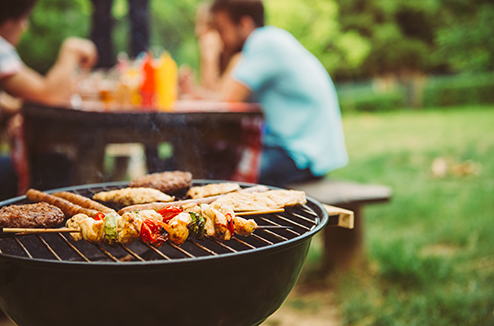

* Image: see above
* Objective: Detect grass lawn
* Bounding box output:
[316,105,494,325]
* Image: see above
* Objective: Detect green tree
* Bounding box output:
[17,0,202,73]
[18,0,91,74]
[435,0,494,73]
[265,0,371,78]
[335,0,443,79]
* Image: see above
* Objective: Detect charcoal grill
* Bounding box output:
[0,181,333,326]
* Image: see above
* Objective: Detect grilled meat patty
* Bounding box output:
[129,171,193,194]
[0,202,65,228]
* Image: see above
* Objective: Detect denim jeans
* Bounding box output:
[90,0,150,68]
[0,156,17,201]
[259,145,320,188]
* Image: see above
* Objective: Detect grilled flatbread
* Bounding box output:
[93,187,174,206]
[186,183,241,199]
[212,190,306,212]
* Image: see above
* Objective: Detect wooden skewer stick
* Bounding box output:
[235,208,285,216]
[256,225,292,229]
[1,227,80,234]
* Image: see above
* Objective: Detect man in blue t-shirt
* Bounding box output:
[209,0,348,187]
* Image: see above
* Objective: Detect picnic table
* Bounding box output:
[21,100,262,187]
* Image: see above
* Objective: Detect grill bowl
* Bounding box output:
[0,181,328,326]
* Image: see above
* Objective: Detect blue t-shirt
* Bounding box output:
[232,26,348,176]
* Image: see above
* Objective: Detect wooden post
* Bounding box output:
[322,203,365,272]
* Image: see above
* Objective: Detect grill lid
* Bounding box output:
[0,181,329,266]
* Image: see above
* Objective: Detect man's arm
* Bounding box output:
[179,53,252,102]
[221,79,251,102]
[0,37,97,105]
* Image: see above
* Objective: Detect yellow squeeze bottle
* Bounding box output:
[156,52,177,111]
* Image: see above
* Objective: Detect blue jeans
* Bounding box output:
[0,156,18,201]
[259,146,320,188]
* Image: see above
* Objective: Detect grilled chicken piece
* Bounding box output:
[117,213,141,244]
[186,183,241,199]
[117,210,163,244]
[233,216,258,236]
[200,204,216,237]
[66,213,104,243]
[93,187,174,206]
[181,203,201,215]
[167,212,192,245]
[136,209,163,222]
[211,203,257,237]
[200,204,232,241]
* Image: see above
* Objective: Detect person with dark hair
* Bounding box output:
[0,1,97,104]
[182,0,348,187]
[90,0,150,68]
[0,0,97,199]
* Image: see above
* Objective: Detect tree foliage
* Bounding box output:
[335,0,494,79]
[17,0,91,74]
[435,0,494,73]
[15,0,494,79]
[265,0,371,78]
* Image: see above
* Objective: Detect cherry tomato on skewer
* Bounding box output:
[140,218,169,247]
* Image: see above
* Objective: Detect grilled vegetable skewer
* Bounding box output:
[63,203,264,247]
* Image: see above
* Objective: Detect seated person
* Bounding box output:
[0,0,97,105]
[179,1,240,98]
[181,0,348,187]
[0,0,97,197]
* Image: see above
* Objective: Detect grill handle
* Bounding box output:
[323,204,354,229]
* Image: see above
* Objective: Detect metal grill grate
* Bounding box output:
[0,182,326,264]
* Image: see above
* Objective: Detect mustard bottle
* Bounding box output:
[156,52,177,111]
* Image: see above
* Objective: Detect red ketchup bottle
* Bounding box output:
[140,52,156,109]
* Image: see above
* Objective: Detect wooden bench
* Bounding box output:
[288,179,392,272]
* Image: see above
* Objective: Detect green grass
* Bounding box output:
[320,105,494,325]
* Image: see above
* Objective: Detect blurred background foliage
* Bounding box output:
[17,0,494,110]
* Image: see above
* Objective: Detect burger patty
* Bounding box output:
[129,171,193,194]
[0,202,65,228]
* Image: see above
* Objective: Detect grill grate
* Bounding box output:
[0,182,325,264]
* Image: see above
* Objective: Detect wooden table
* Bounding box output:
[21,101,262,187]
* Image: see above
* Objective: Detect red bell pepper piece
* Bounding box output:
[95,212,105,221]
[157,206,183,223]
[226,213,235,236]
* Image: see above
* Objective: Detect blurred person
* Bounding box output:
[0,0,97,197]
[90,0,150,68]
[0,94,21,201]
[179,1,241,98]
[181,0,348,187]
[0,1,97,104]
[176,1,248,180]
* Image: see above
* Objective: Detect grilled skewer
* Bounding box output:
[1,207,290,245]
[1,224,290,234]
